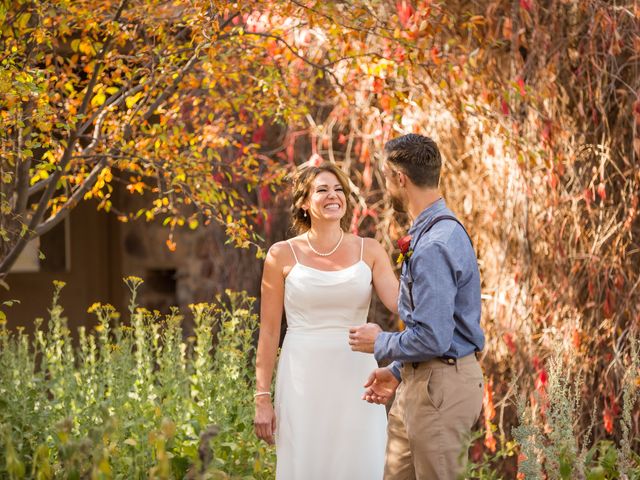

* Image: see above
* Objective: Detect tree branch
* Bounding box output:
[139,50,201,125]
[34,157,109,237]
[14,102,33,217]
[237,31,343,88]
[77,0,128,117]
[0,0,130,276]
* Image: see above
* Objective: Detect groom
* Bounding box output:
[349,134,485,479]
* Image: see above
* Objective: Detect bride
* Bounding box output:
[253,162,399,479]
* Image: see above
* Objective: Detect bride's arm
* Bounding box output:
[368,238,400,314]
[254,242,286,444]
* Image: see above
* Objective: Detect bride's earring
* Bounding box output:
[303,210,307,218]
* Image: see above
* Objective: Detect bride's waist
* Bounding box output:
[285,326,351,336]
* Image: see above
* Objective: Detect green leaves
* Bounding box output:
[0,282,274,477]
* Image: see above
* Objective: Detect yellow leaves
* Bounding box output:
[17,13,31,30]
[91,90,106,107]
[461,15,485,30]
[174,170,186,182]
[71,38,97,56]
[188,218,199,230]
[89,168,113,202]
[30,168,49,185]
[42,150,56,163]
[126,91,143,109]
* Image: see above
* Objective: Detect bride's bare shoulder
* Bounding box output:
[350,234,384,250]
[267,239,300,264]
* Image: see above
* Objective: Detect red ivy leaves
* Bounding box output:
[520,0,533,11]
[396,0,414,28]
[603,393,620,435]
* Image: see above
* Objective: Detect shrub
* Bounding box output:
[0,279,275,479]
[510,338,640,480]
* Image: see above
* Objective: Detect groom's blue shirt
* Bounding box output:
[374,199,485,380]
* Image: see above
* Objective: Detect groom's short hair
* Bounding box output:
[384,134,441,188]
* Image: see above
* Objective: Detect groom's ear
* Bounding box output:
[397,170,406,187]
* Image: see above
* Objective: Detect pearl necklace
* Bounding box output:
[306,229,344,257]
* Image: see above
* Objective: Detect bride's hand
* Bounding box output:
[362,367,400,404]
[254,396,276,444]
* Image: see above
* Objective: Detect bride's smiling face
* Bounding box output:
[303,171,347,223]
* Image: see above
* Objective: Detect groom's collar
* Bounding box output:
[408,198,447,236]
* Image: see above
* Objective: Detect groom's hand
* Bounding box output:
[348,323,382,353]
[362,368,400,405]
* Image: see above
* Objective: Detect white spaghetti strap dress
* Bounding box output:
[274,238,387,479]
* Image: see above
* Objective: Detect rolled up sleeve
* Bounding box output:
[374,242,458,363]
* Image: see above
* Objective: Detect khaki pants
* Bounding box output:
[384,354,484,480]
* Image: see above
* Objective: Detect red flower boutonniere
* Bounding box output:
[396,235,413,266]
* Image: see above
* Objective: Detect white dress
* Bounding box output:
[274,238,387,479]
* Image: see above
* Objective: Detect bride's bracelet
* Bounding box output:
[254,391,271,398]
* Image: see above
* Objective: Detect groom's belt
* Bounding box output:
[410,352,479,369]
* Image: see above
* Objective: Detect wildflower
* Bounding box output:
[123,276,144,291]
[87,302,102,314]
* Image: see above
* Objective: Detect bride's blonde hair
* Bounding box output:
[291,162,352,235]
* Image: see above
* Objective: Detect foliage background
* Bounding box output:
[1,0,639,477]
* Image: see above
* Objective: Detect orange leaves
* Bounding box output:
[166,237,177,252]
[602,393,620,435]
[516,77,526,97]
[483,379,497,452]
[572,329,581,349]
[126,181,145,195]
[430,46,442,65]
[379,94,392,112]
[372,77,384,94]
[362,160,372,189]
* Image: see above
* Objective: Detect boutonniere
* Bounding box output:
[396,234,413,266]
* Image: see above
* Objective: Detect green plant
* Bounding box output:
[512,338,640,480]
[0,279,274,479]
